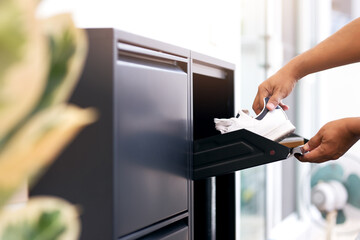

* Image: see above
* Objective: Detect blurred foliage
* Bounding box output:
[0,0,26,81]
[0,197,81,240]
[0,0,96,239]
[2,210,66,240]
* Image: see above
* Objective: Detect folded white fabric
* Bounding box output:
[214,98,295,142]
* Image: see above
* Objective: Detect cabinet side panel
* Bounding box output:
[31,29,115,240]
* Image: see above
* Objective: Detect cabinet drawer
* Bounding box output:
[192,129,302,180]
[115,43,189,237]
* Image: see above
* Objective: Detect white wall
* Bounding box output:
[38,0,243,112]
[37,0,242,64]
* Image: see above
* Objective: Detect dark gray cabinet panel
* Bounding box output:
[31,29,190,240]
[115,50,189,237]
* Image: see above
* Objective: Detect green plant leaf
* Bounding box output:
[1,210,66,240]
[0,197,79,240]
[0,0,27,82]
[36,29,76,110]
[0,104,96,208]
[0,14,88,150]
[35,13,88,111]
[0,0,48,142]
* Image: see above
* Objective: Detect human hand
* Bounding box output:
[252,70,297,114]
[296,118,360,163]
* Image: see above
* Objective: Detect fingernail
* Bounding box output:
[302,143,309,152]
[267,102,275,110]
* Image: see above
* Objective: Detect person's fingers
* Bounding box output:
[296,132,324,162]
[279,102,289,111]
[266,94,282,111]
[252,92,266,114]
[252,94,260,114]
[296,146,330,163]
[254,92,290,113]
[254,84,274,114]
[305,131,324,151]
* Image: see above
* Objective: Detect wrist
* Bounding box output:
[281,50,316,81]
[345,117,360,139]
[276,61,301,84]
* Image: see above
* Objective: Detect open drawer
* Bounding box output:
[192,129,305,180]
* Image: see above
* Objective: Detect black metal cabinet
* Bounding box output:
[31,28,297,240]
[31,29,191,240]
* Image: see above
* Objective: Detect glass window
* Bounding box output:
[240,167,266,240]
[239,0,267,239]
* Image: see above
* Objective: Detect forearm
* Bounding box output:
[282,18,360,80]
